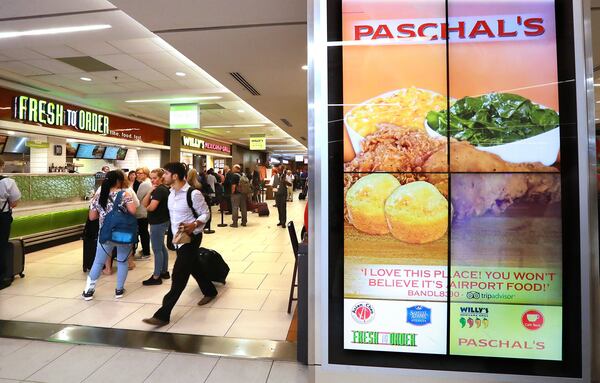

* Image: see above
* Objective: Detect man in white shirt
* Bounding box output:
[135,167,152,259]
[143,162,216,326]
[285,170,295,202]
[0,158,21,288]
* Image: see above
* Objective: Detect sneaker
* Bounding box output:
[229,224,238,228]
[142,276,162,286]
[134,253,151,261]
[115,288,125,299]
[82,288,95,301]
[160,272,170,280]
[142,317,169,327]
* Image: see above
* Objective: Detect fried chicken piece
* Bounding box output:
[450,173,561,219]
[344,123,446,173]
[424,141,558,173]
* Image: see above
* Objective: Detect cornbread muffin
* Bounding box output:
[384,181,448,243]
[346,174,401,234]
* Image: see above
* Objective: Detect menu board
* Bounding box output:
[341,0,563,361]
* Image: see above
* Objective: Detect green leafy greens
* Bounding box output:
[426,93,559,147]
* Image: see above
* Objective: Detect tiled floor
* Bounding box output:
[2,196,305,341]
[0,338,308,383]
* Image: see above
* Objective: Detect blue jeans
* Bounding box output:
[150,221,170,277]
[89,241,131,290]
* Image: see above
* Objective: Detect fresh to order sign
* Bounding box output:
[12,95,110,135]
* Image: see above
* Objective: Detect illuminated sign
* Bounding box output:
[249,134,266,150]
[170,103,200,130]
[181,135,231,154]
[13,95,109,135]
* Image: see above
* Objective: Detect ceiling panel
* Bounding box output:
[0,61,51,76]
[89,70,139,83]
[0,0,115,19]
[108,38,165,54]
[110,0,306,31]
[67,41,121,56]
[32,45,84,58]
[28,59,84,74]
[0,48,47,60]
[124,68,171,82]
[93,54,149,71]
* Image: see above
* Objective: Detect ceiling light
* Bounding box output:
[80,77,92,82]
[0,24,111,39]
[233,124,263,128]
[6,131,15,135]
[135,147,141,150]
[595,84,600,87]
[203,125,232,128]
[301,65,308,70]
[237,109,245,113]
[226,130,231,133]
[125,96,221,103]
[175,72,186,77]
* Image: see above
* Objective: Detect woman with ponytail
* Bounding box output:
[83,170,137,300]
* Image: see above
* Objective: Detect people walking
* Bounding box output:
[135,167,152,260]
[0,159,21,289]
[141,168,171,285]
[286,170,295,202]
[274,165,287,228]
[83,170,137,300]
[230,165,248,227]
[142,162,217,327]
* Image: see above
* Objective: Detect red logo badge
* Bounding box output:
[521,310,544,330]
[351,303,375,324]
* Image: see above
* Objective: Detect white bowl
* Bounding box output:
[344,88,445,156]
[424,116,560,166]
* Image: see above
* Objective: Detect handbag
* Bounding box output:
[172,227,192,245]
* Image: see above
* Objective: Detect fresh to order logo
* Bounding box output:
[522,310,544,331]
[406,305,431,326]
[351,302,374,324]
[352,331,417,347]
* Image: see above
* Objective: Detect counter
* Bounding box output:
[1,173,95,202]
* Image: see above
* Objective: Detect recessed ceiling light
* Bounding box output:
[237,109,245,113]
[175,72,186,77]
[125,96,221,103]
[80,77,92,82]
[0,24,111,39]
[301,65,308,70]
[226,130,231,133]
[595,84,600,87]
[233,124,264,128]
[6,131,15,135]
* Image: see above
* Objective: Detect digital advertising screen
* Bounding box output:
[328,0,582,377]
[75,144,105,159]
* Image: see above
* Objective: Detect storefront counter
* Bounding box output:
[2,173,95,203]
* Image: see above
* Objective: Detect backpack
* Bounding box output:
[186,187,199,218]
[98,191,138,245]
[238,174,252,194]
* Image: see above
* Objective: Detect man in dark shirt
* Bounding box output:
[223,166,233,214]
[229,165,247,227]
[275,165,288,228]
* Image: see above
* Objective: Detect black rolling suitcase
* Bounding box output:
[82,218,99,272]
[256,202,270,216]
[0,239,25,289]
[197,247,230,284]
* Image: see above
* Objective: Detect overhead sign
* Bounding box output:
[13,95,110,135]
[181,135,231,154]
[170,103,200,130]
[250,134,266,150]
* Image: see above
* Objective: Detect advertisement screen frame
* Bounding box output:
[326,0,583,377]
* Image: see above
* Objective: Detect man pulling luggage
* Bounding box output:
[143,162,217,326]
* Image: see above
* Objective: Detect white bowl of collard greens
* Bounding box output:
[425,93,560,166]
